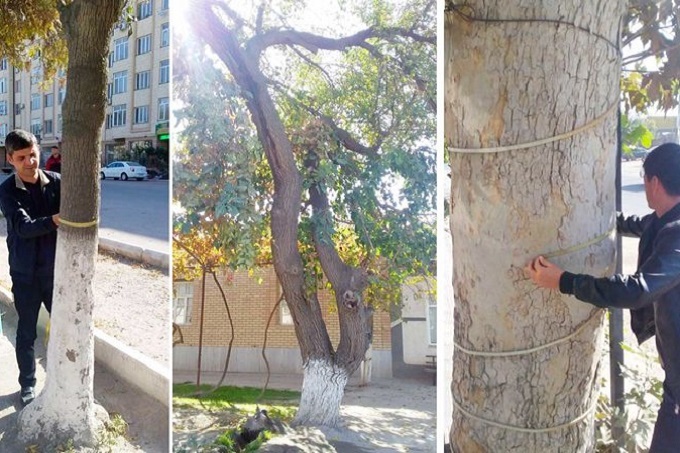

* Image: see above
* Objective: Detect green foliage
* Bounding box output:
[621,114,655,155]
[595,342,663,452]
[215,430,274,452]
[0,1,67,80]
[621,1,680,113]
[174,0,436,311]
[96,413,129,451]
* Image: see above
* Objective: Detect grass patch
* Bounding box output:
[173,384,299,415]
[174,384,300,452]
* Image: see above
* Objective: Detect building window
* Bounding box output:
[426,297,436,345]
[108,104,126,128]
[30,119,41,136]
[57,114,62,133]
[0,77,6,94]
[137,34,151,55]
[58,87,66,104]
[30,94,40,110]
[173,282,194,325]
[44,93,54,107]
[161,0,169,10]
[159,59,169,84]
[160,23,169,47]
[137,0,152,20]
[113,70,127,95]
[0,101,6,116]
[135,70,150,90]
[0,123,7,137]
[108,51,114,68]
[43,119,53,135]
[14,79,20,93]
[0,58,7,71]
[134,105,149,124]
[114,37,129,62]
[158,97,169,121]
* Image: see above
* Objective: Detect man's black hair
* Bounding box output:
[4,129,38,156]
[643,142,680,196]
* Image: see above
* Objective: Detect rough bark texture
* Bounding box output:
[188,3,371,427]
[18,0,124,445]
[294,359,349,427]
[446,1,626,451]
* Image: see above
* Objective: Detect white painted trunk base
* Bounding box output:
[18,232,107,445]
[294,359,348,428]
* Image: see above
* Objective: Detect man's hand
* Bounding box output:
[524,255,564,290]
[52,213,60,227]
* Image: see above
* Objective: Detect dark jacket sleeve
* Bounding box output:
[617,212,653,238]
[0,186,58,239]
[560,226,680,309]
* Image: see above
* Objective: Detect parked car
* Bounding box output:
[100,161,148,181]
[623,148,649,161]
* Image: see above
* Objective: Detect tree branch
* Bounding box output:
[248,26,434,57]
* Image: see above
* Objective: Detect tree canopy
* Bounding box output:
[173,0,436,310]
[621,0,680,112]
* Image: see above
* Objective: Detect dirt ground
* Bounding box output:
[173,376,436,452]
[0,220,170,367]
[0,221,170,451]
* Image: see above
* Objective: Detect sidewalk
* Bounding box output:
[0,308,169,451]
[173,370,436,452]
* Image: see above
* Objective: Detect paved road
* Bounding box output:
[100,178,169,253]
[621,159,649,217]
[0,174,169,254]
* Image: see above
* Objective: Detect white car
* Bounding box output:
[100,161,148,181]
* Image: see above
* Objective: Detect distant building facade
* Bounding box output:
[0,0,169,169]
[173,266,394,379]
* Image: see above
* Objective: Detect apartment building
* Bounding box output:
[0,0,169,170]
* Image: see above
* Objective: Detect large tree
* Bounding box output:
[446,0,680,451]
[174,0,435,427]
[1,0,126,446]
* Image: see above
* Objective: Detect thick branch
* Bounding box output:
[306,153,368,297]
[269,81,381,158]
[248,26,434,57]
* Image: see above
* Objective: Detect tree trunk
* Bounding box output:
[446,1,625,451]
[294,359,350,427]
[188,5,371,428]
[18,0,124,446]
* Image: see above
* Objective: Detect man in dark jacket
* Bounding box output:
[0,130,60,406]
[526,142,680,453]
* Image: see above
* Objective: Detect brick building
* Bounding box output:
[173,266,393,379]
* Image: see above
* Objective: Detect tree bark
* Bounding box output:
[187,3,371,427]
[446,1,625,451]
[294,359,350,427]
[18,0,124,446]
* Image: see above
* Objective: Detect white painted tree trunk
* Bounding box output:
[17,0,123,446]
[18,233,104,445]
[293,359,349,427]
[446,1,626,450]
[359,343,373,386]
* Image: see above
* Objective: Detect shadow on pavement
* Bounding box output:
[622,183,644,193]
[0,307,169,451]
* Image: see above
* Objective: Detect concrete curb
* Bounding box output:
[0,286,169,407]
[98,237,169,269]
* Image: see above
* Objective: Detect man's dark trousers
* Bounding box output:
[12,275,53,388]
